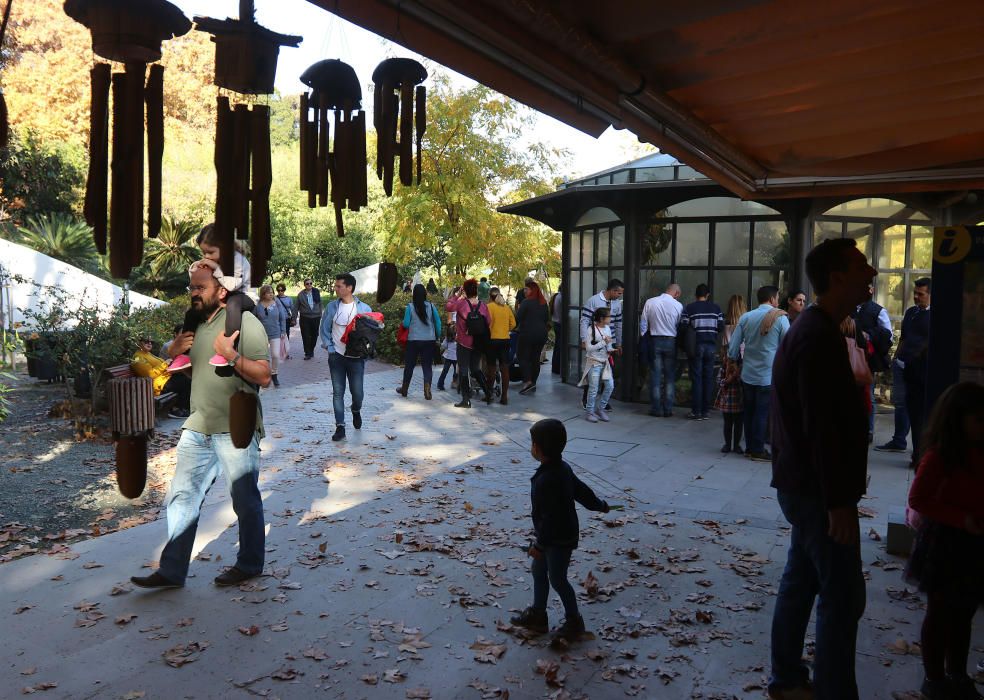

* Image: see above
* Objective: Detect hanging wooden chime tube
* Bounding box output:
[415,85,426,185]
[232,103,252,240]
[145,64,164,238]
[124,62,146,270]
[109,72,131,279]
[213,95,236,277]
[250,105,272,286]
[84,62,111,254]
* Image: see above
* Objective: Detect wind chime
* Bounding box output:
[194,0,301,286]
[298,59,367,238]
[65,0,191,497]
[65,0,191,280]
[372,58,427,196]
[0,0,14,149]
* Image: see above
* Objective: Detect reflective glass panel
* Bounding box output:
[597,228,610,266]
[750,269,779,301]
[875,272,905,317]
[910,226,933,270]
[814,220,841,246]
[821,198,928,220]
[755,221,789,269]
[567,309,581,345]
[666,197,780,218]
[635,167,674,182]
[612,169,630,184]
[675,222,710,266]
[714,221,751,266]
[639,268,670,303]
[611,226,626,265]
[713,269,749,311]
[674,269,709,303]
[610,269,624,289]
[566,344,582,381]
[569,231,580,268]
[642,219,672,266]
[879,225,907,270]
[581,230,594,268]
[845,221,875,260]
[676,165,706,180]
[567,270,581,307]
[595,271,609,297]
[575,207,619,227]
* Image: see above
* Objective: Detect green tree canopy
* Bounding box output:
[376,74,563,287]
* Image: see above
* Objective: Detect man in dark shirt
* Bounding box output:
[768,238,876,700]
[899,278,931,461]
[680,283,724,420]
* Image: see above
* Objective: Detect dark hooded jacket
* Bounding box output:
[530,458,609,549]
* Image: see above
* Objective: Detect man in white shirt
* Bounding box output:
[640,283,683,417]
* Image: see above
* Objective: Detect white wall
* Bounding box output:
[0,238,167,329]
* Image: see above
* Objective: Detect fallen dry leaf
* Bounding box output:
[238,625,260,636]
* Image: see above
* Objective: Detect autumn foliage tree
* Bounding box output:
[376,74,563,288]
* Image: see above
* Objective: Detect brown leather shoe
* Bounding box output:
[214,567,259,587]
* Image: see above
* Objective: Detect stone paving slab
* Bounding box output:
[0,361,979,699]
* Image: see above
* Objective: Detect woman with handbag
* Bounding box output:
[397,284,442,399]
[253,285,287,387]
[275,285,295,360]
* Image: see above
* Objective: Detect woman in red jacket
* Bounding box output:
[905,381,984,700]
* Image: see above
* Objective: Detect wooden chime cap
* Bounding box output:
[300,59,362,109]
[194,15,302,95]
[371,58,427,86]
[64,0,191,63]
[229,390,258,449]
[116,434,148,499]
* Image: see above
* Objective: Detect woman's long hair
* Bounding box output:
[526,281,547,305]
[921,381,984,472]
[412,283,429,324]
[725,294,746,326]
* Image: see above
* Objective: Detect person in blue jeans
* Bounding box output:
[319,273,373,442]
[640,283,683,417]
[769,238,876,700]
[510,418,610,644]
[728,285,789,461]
[680,283,724,420]
[130,265,271,590]
[396,284,441,399]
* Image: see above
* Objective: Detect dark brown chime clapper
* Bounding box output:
[372,58,427,196]
[298,59,367,238]
[195,0,301,285]
[65,0,191,280]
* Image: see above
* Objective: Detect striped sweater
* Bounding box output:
[580,292,623,345]
[680,300,724,344]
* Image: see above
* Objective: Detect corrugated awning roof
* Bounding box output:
[306,0,984,198]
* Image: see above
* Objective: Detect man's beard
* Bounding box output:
[190,297,219,319]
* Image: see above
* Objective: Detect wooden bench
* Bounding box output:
[103,364,177,419]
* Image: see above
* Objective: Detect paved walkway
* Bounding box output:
[0,351,975,699]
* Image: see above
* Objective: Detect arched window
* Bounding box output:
[575,207,620,227]
[664,197,780,218]
[814,198,933,319]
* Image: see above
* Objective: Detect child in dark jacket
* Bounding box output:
[511,418,610,643]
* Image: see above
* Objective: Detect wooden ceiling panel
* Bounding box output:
[645,1,984,93]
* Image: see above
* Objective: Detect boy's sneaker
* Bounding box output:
[209,353,230,367]
[510,607,548,634]
[686,412,701,420]
[551,614,585,643]
[167,354,191,373]
[874,440,907,452]
[585,412,599,423]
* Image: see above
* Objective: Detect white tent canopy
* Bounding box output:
[0,238,166,329]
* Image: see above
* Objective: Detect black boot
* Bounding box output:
[510,607,548,633]
[332,425,345,441]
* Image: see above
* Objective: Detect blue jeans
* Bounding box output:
[328,352,366,426]
[742,382,772,454]
[585,363,614,413]
[890,361,910,446]
[532,546,578,619]
[770,491,865,700]
[689,342,717,416]
[648,336,676,414]
[158,430,264,584]
[437,359,457,388]
[402,340,435,385]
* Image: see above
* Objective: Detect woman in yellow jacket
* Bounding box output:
[485,287,516,405]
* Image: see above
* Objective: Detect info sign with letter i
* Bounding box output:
[926,226,984,407]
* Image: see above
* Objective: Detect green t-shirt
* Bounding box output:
[184,308,269,437]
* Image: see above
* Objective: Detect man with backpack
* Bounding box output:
[446,278,492,408]
[851,283,893,443]
[319,273,373,441]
